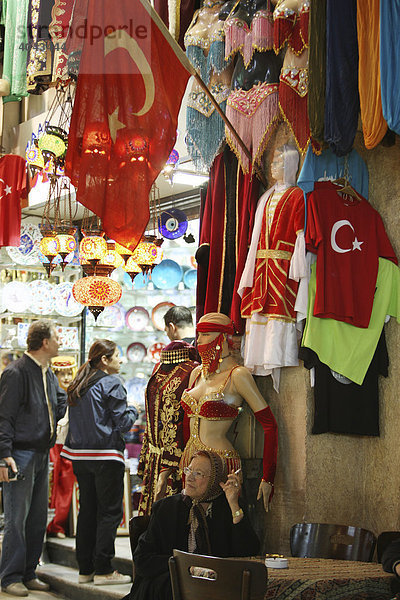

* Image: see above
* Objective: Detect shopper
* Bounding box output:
[0,319,66,597]
[61,340,137,585]
[163,306,195,345]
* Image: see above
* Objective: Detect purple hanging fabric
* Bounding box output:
[324,0,359,156]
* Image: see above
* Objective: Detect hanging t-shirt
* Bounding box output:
[297,146,369,198]
[0,155,28,247]
[300,330,388,437]
[301,258,400,385]
[306,181,397,328]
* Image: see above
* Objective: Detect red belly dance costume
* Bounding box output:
[274,1,311,155]
[180,366,242,474]
[180,318,278,495]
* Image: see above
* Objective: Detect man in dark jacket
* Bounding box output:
[0,319,67,597]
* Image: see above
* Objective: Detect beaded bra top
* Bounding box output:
[273,0,309,56]
[181,366,241,420]
[224,9,274,68]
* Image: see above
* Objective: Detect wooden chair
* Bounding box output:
[169,549,267,600]
[129,515,150,578]
[290,523,376,562]
[377,531,400,563]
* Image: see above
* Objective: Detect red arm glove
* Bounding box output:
[254,406,278,498]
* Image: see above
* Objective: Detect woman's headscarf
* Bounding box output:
[183,450,227,554]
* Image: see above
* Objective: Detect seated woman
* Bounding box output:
[128,450,259,600]
[180,312,278,512]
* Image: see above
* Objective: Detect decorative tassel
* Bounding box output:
[279,68,310,155]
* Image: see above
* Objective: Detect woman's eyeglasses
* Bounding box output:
[183,466,208,480]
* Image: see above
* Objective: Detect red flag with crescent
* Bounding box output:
[65,0,193,250]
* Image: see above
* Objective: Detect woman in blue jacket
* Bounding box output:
[61,339,137,586]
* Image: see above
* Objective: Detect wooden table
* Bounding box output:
[259,557,394,599]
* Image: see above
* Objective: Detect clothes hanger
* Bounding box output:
[331,155,362,202]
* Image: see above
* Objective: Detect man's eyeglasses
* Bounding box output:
[183,466,209,480]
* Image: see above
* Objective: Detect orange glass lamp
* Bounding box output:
[39,236,60,277]
[79,236,107,271]
[132,238,159,275]
[96,250,125,276]
[124,256,141,282]
[114,242,133,264]
[72,276,122,321]
[56,232,76,271]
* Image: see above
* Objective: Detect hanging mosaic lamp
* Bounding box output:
[26,145,45,176]
[79,236,107,265]
[132,237,159,276]
[72,276,122,321]
[124,256,141,282]
[97,249,125,276]
[39,236,60,277]
[56,233,76,271]
[38,125,68,159]
[114,242,133,264]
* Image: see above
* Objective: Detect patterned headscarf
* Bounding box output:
[183,450,227,554]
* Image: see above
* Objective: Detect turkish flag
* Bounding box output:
[0,155,28,247]
[65,0,193,250]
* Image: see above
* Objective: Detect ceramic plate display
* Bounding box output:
[148,342,166,363]
[126,306,150,332]
[3,281,30,313]
[151,301,175,331]
[183,268,197,289]
[126,342,147,363]
[17,322,30,348]
[54,282,84,317]
[125,376,147,405]
[28,280,55,315]
[6,223,42,266]
[151,259,182,290]
[56,326,79,350]
[0,286,7,314]
[97,304,126,329]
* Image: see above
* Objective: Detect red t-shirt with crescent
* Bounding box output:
[305,181,397,328]
[0,155,28,247]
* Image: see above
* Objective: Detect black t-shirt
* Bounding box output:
[299,329,388,436]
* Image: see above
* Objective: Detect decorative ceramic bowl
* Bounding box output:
[148,342,166,363]
[28,280,55,315]
[151,260,182,290]
[126,342,147,363]
[96,303,126,329]
[54,282,84,317]
[183,268,197,289]
[133,272,150,289]
[125,306,150,332]
[151,301,175,331]
[7,223,42,266]
[3,281,30,313]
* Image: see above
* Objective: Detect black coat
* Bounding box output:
[0,354,66,456]
[131,492,260,600]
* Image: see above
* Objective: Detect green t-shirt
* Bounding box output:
[301,258,400,385]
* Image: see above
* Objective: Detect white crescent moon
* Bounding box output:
[330,220,354,253]
[104,30,155,117]
[0,178,5,201]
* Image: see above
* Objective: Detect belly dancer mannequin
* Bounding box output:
[273,0,311,154]
[180,312,278,511]
[225,0,283,172]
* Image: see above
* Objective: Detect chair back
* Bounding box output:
[290,523,376,562]
[169,549,267,600]
[377,531,400,563]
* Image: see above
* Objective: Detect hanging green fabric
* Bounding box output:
[2,0,29,103]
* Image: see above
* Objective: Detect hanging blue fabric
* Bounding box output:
[380,0,400,135]
[324,0,359,156]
